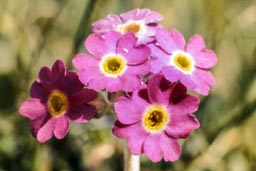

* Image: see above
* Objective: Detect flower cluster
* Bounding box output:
[19,8,217,162]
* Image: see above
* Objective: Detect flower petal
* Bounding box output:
[117,75,142,92]
[87,76,107,91]
[191,69,215,96]
[165,114,200,139]
[72,53,96,70]
[143,134,163,162]
[120,8,163,23]
[186,34,206,55]
[114,96,146,124]
[36,117,55,143]
[53,116,70,139]
[112,122,148,155]
[126,62,151,75]
[58,71,84,96]
[180,75,197,90]
[103,77,123,92]
[92,14,122,33]
[169,95,200,114]
[147,74,171,105]
[162,66,197,90]
[85,33,108,58]
[19,98,47,120]
[30,81,49,101]
[103,31,121,52]
[156,28,176,54]
[162,66,183,82]
[194,81,209,96]
[78,63,103,87]
[52,59,66,81]
[156,28,185,54]
[160,134,181,162]
[194,49,217,69]
[170,28,186,50]
[169,82,187,104]
[69,88,97,107]
[117,33,137,56]
[68,104,95,123]
[38,66,52,83]
[195,68,216,86]
[148,44,170,73]
[30,115,50,138]
[121,44,150,65]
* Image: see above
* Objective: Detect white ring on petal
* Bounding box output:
[99,53,127,78]
[116,20,147,43]
[170,50,195,75]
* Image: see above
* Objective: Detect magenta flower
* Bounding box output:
[19,60,97,143]
[92,8,163,44]
[112,74,200,162]
[72,31,151,92]
[149,28,217,95]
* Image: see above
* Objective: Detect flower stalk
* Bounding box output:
[124,147,140,171]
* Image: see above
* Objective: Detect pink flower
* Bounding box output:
[72,31,151,92]
[112,74,200,162]
[149,28,217,95]
[92,8,163,44]
[19,60,97,143]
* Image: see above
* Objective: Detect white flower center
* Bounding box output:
[116,20,147,42]
[170,51,195,74]
[99,54,127,77]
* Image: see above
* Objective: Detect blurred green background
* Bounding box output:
[0,0,256,171]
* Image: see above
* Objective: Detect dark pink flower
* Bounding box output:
[19,60,97,143]
[150,28,217,95]
[112,74,200,162]
[92,8,163,44]
[72,31,151,92]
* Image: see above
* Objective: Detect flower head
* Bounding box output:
[112,74,200,162]
[72,31,151,92]
[150,28,217,95]
[92,8,163,44]
[19,60,97,143]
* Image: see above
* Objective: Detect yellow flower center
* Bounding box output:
[116,20,147,42]
[100,54,127,77]
[123,23,141,34]
[171,51,195,74]
[142,105,170,133]
[47,90,68,117]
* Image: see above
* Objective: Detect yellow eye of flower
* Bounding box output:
[47,90,68,117]
[100,54,127,77]
[171,51,195,74]
[123,23,141,34]
[142,105,170,133]
[116,20,147,43]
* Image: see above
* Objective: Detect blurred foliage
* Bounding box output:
[0,0,256,171]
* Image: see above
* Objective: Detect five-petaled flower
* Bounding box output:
[92,8,163,45]
[113,74,200,162]
[72,31,151,92]
[149,28,217,95]
[19,60,97,143]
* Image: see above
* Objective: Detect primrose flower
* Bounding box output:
[112,74,200,162]
[150,28,217,95]
[19,60,97,143]
[72,31,151,92]
[92,8,163,44]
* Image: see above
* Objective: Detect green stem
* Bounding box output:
[66,0,98,69]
